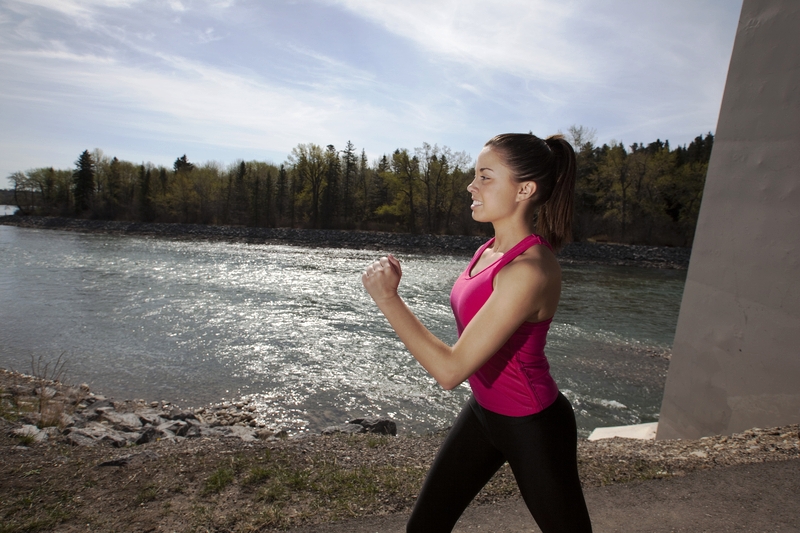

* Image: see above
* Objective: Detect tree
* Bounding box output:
[320,144,340,228]
[138,164,153,221]
[73,150,95,213]
[288,143,326,228]
[173,155,194,174]
[594,142,632,240]
[276,164,288,224]
[341,140,357,224]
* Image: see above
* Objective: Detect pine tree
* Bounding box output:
[276,164,287,224]
[73,150,95,213]
[173,155,194,174]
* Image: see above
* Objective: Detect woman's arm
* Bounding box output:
[362,253,554,390]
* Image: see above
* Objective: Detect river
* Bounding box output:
[0,225,685,436]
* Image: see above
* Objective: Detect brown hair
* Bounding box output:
[484,133,576,251]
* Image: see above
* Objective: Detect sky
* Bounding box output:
[0,0,742,189]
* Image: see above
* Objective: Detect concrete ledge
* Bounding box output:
[588,422,658,441]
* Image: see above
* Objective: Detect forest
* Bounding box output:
[6,126,713,247]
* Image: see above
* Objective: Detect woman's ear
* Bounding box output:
[517,181,537,202]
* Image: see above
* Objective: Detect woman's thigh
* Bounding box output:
[492,394,592,533]
[406,399,506,533]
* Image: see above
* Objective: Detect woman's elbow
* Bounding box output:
[437,372,466,391]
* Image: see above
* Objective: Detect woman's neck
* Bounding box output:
[490,219,535,254]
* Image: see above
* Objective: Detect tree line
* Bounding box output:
[7,127,713,246]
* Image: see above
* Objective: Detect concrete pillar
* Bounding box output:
[657,0,800,440]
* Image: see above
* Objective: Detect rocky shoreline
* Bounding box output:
[0,215,691,269]
[2,369,395,450]
[2,368,798,531]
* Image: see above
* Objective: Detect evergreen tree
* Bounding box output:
[264,169,273,227]
[73,150,95,213]
[106,157,121,218]
[173,154,194,174]
[341,140,357,223]
[138,164,153,221]
[276,164,287,224]
[320,144,340,228]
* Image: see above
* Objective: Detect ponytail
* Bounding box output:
[484,133,577,251]
[537,135,576,251]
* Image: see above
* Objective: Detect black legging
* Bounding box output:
[407,393,592,532]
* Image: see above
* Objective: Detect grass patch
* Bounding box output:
[16,433,36,447]
[242,466,272,486]
[256,483,288,503]
[202,467,234,495]
[135,484,159,505]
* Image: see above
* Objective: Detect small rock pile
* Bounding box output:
[2,369,395,448]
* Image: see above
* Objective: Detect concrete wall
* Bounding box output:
[657,0,800,440]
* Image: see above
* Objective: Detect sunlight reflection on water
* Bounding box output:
[0,226,685,435]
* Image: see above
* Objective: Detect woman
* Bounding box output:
[362,133,592,532]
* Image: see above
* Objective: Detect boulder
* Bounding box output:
[13,424,48,443]
[322,423,365,435]
[158,420,188,437]
[134,408,165,426]
[349,417,397,436]
[135,426,160,445]
[217,425,257,441]
[99,410,143,432]
[167,409,197,421]
[59,413,76,428]
[65,422,130,447]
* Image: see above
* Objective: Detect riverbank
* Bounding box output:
[2,368,798,532]
[0,215,691,269]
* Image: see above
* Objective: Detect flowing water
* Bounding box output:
[0,225,685,436]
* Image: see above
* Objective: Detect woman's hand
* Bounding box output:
[362,254,402,303]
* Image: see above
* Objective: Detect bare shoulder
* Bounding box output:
[494,245,561,320]
[506,244,560,281]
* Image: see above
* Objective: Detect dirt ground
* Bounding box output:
[2,369,798,532]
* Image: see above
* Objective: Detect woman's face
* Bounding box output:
[468,147,530,223]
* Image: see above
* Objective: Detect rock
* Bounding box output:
[65,423,130,447]
[13,424,48,443]
[99,410,143,432]
[255,429,274,440]
[59,413,75,428]
[217,425,257,441]
[135,426,160,445]
[65,431,98,447]
[86,401,115,420]
[134,408,165,426]
[43,426,62,439]
[322,424,365,435]
[167,409,197,421]
[9,384,33,397]
[183,425,203,439]
[158,420,188,437]
[34,386,57,399]
[349,417,398,436]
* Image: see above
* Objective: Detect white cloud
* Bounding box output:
[328,0,590,83]
[168,0,186,12]
[4,0,141,21]
[0,43,403,155]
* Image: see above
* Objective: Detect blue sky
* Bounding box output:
[0,0,741,189]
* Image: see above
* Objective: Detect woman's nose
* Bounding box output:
[467,179,477,193]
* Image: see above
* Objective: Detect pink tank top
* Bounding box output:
[450,234,560,416]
